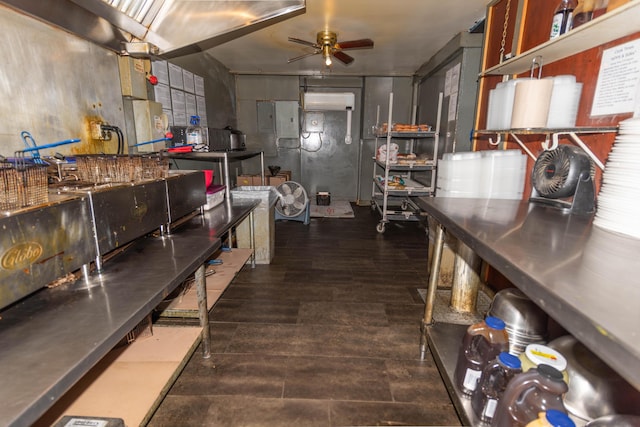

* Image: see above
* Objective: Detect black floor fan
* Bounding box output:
[529,145,595,215]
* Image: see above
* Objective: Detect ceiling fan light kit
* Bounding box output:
[288,30,374,67]
[288,30,370,144]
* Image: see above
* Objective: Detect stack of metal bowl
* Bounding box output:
[487,288,548,355]
[549,335,640,423]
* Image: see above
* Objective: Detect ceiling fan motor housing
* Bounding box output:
[288,31,373,65]
[317,31,338,46]
[532,145,592,199]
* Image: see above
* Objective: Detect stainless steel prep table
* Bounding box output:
[167,150,265,201]
[413,197,640,424]
[200,198,261,268]
[0,198,261,427]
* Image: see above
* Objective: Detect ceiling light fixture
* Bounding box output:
[322,45,332,66]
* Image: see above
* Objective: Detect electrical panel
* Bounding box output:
[275,101,299,139]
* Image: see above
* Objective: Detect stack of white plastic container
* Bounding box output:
[437,150,527,200]
[486,75,583,130]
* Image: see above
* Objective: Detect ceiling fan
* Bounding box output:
[288,30,374,66]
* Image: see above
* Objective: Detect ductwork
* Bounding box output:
[1,0,305,58]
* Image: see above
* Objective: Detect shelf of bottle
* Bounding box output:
[428,322,481,426]
[481,1,640,76]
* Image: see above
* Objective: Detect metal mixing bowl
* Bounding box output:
[586,415,640,426]
[487,288,548,351]
[548,335,640,421]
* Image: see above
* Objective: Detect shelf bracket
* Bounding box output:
[510,133,537,161]
[539,131,605,171]
[567,132,605,171]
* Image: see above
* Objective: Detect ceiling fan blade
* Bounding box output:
[288,37,318,48]
[333,51,354,65]
[336,38,374,50]
[288,51,320,63]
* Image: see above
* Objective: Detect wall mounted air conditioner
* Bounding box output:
[302,92,355,144]
[302,92,355,111]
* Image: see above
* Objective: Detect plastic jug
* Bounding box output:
[492,364,569,427]
[471,352,523,423]
[454,316,510,396]
[525,410,575,427]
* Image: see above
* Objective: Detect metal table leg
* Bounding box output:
[420,223,445,360]
[249,210,256,269]
[195,264,211,359]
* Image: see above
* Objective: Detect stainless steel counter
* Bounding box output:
[414,197,640,391]
[167,151,265,200]
[200,198,260,239]
[0,199,260,427]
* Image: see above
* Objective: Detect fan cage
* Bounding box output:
[275,181,309,218]
[532,149,572,197]
[532,145,593,199]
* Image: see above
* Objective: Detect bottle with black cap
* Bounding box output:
[492,364,569,427]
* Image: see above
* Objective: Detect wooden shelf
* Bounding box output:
[36,326,203,427]
[482,1,640,76]
[158,248,253,318]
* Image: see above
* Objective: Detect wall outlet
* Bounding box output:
[90,121,112,141]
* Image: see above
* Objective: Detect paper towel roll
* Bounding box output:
[510,79,554,129]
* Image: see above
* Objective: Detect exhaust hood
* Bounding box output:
[1,0,305,58]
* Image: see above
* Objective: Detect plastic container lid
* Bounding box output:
[538,363,565,381]
[525,344,567,372]
[485,316,506,330]
[498,352,522,369]
[545,409,576,427]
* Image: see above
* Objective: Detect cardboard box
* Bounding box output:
[280,170,292,181]
[251,175,265,186]
[265,170,292,181]
[268,175,287,187]
[237,174,255,186]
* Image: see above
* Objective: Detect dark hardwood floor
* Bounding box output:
[148,204,461,427]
